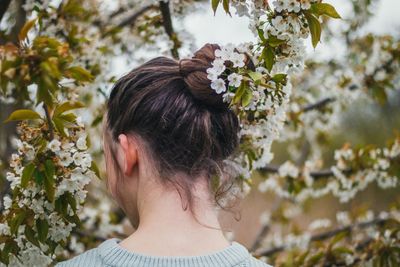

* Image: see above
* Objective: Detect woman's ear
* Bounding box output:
[117,134,138,176]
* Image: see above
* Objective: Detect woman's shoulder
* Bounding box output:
[55,238,274,267]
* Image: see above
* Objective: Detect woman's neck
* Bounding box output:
[119,179,231,256]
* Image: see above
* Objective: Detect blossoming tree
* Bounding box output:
[0,0,399,266]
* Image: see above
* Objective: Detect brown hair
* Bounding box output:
[104,43,246,221]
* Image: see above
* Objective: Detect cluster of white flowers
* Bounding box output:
[272,0,314,13]
[260,209,399,261]
[281,34,400,152]
[257,139,399,204]
[209,45,293,184]
[278,161,299,178]
[254,36,399,206]
[336,211,352,226]
[206,43,246,95]
[284,232,311,250]
[205,0,333,193]
[308,218,332,231]
[220,0,318,77]
[0,120,95,266]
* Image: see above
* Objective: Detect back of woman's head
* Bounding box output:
[104,43,242,213]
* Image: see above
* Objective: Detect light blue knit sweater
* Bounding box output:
[56,238,272,267]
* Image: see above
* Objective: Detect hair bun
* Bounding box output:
[178,43,227,108]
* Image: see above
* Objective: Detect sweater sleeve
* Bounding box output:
[54,248,103,267]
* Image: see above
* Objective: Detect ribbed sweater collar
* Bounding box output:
[98,238,250,267]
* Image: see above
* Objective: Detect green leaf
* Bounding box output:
[263,46,275,72]
[330,231,347,247]
[4,109,41,123]
[36,138,48,154]
[66,213,81,227]
[332,246,353,256]
[36,218,49,243]
[267,36,286,47]
[19,18,37,41]
[91,114,103,127]
[0,240,18,265]
[211,0,220,14]
[55,196,68,217]
[43,175,55,202]
[40,60,62,80]
[246,149,257,170]
[65,192,77,212]
[248,71,263,82]
[44,159,55,181]
[90,160,101,180]
[272,73,287,83]
[242,87,253,107]
[222,0,231,15]
[10,211,26,235]
[33,169,44,185]
[44,159,55,202]
[54,101,85,116]
[306,251,324,265]
[21,163,36,188]
[232,82,246,104]
[310,3,341,19]
[305,12,322,48]
[53,117,67,137]
[25,226,40,247]
[65,66,93,82]
[36,83,54,108]
[41,74,58,94]
[58,113,78,124]
[257,28,266,42]
[370,84,387,105]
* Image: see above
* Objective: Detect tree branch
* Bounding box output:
[159,1,179,59]
[302,97,336,112]
[258,164,352,179]
[250,224,270,252]
[93,4,157,34]
[117,4,157,28]
[255,217,388,257]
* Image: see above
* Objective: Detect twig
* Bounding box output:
[93,5,157,34]
[117,4,157,28]
[250,221,270,252]
[255,217,388,257]
[302,97,336,112]
[43,104,54,140]
[159,1,180,59]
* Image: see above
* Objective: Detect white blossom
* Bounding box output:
[230,52,245,68]
[48,139,61,153]
[211,78,226,94]
[227,73,243,87]
[278,161,299,178]
[76,136,88,150]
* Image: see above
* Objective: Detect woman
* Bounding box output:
[57,43,271,267]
